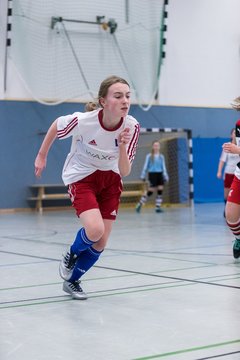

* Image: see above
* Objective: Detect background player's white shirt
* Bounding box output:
[234,137,240,180]
[220,150,239,175]
[57,109,140,185]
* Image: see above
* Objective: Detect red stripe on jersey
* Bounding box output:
[57,117,78,139]
[128,123,140,163]
[128,123,140,162]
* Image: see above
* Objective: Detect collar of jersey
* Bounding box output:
[98,109,123,131]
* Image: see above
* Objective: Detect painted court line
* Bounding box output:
[132,339,240,359]
[1,273,240,309]
[1,249,240,290]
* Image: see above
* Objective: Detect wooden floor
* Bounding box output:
[0,203,240,360]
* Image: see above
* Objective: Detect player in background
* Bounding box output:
[216,128,239,217]
[35,75,140,299]
[135,140,169,213]
[222,97,240,259]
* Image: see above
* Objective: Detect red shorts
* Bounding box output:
[227,176,240,205]
[224,173,234,188]
[68,170,122,220]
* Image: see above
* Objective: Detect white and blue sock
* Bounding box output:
[70,228,95,256]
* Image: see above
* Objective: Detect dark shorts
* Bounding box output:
[148,172,164,187]
[68,170,122,220]
[227,176,240,205]
[224,173,234,188]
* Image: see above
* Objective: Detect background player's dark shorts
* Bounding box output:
[148,172,164,187]
[227,176,240,205]
[224,173,234,188]
[68,170,122,220]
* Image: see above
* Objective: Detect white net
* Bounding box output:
[9,0,165,107]
[123,129,192,206]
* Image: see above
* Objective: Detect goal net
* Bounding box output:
[9,0,166,108]
[122,128,194,207]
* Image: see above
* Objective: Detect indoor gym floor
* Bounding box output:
[0,203,240,360]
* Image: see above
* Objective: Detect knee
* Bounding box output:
[93,238,106,252]
[85,221,105,242]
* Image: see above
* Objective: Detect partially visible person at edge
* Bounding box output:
[222,96,240,259]
[135,140,169,213]
[217,128,239,217]
[34,75,140,299]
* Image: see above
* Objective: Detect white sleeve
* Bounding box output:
[162,155,169,182]
[57,112,81,139]
[219,150,227,162]
[126,117,140,163]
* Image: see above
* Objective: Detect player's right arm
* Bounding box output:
[217,160,225,179]
[35,113,80,177]
[34,119,58,177]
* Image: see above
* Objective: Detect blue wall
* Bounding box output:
[193,138,228,203]
[0,100,237,209]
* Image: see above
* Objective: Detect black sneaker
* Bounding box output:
[233,239,240,259]
[59,248,78,280]
[63,280,88,300]
[155,207,163,213]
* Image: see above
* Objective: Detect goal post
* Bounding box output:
[123,128,194,207]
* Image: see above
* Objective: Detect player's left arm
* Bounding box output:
[118,122,140,177]
[118,128,132,177]
[162,155,169,182]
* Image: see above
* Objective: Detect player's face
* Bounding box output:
[152,142,160,152]
[101,83,131,118]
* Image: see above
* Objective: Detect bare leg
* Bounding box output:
[225,201,240,259]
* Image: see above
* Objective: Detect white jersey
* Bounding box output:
[220,150,239,175]
[57,108,140,185]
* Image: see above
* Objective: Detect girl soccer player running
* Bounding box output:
[222,97,240,259]
[34,76,140,299]
[136,140,169,213]
[217,128,239,217]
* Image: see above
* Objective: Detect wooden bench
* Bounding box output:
[28,181,145,212]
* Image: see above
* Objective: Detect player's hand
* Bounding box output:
[222,142,240,154]
[118,127,131,146]
[35,153,47,178]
